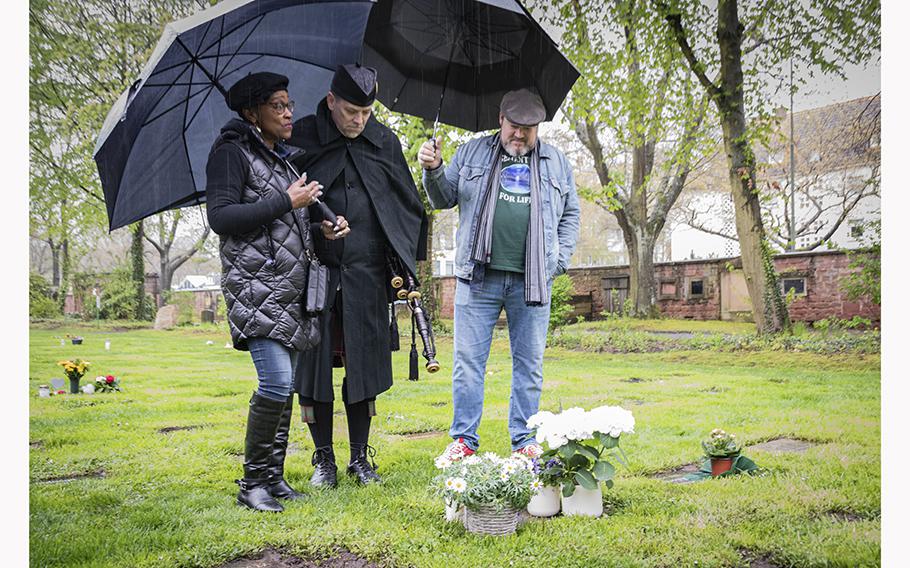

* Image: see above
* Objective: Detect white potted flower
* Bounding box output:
[434,453,535,535]
[527,405,635,517]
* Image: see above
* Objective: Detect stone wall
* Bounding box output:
[433,250,880,323]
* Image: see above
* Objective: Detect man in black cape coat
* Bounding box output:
[289,63,427,486]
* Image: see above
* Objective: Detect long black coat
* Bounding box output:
[289,99,427,404]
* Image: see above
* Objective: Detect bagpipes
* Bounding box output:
[307,192,438,381]
[387,253,440,380]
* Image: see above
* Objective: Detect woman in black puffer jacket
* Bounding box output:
[206,72,350,512]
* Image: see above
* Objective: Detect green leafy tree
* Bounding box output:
[531,0,714,317]
[656,0,879,332]
[29,0,210,317]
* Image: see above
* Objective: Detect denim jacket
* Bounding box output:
[423,134,581,282]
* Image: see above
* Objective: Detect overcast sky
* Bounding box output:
[776,60,881,112]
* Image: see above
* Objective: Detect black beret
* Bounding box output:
[330,63,377,107]
[225,72,289,112]
[500,89,547,127]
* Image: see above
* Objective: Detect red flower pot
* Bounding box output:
[710,456,736,476]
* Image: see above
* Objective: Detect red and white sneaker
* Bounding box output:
[512,443,543,460]
[434,438,476,468]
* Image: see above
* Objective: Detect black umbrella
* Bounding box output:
[362,0,579,134]
[93,0,373,231]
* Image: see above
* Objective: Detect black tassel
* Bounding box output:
[389,307,400,352]
[409,343,419,381]
[409,312,419,381]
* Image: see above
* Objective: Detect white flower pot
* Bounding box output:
[81,384,95,394]
[561,484,603,517]
[444,498,463,523]
[527,485,561,517]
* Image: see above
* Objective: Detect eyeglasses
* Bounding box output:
[266,100,295,114]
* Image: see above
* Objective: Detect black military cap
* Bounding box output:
[500,89,547,127]
[225,72,289,112]
[330,63,378,107]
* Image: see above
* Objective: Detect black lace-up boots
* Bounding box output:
[347,443,382,485]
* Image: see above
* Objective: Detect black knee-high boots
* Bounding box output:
[266,395,306,500]
[237,392,286,512]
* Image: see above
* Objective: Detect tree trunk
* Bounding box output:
[628,233,658,317]
[618,138,660,318]
[716,0,789,333]
[58,239,70,312]
[159,254,172,304]
[50,240,60,292]
[131,220,147,320]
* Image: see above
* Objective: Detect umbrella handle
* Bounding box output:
[430,115,440,142]
[314,199,340,229]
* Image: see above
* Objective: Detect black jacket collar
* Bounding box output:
[222,118,304,162]
[315,98,384,149]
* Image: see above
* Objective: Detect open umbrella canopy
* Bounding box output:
[362,0,579,132]
[94,0,373,231]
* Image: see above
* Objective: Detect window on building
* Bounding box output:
[688,279,705,298]
[781,277,806,296]
[850,222,865,239]
[445,261,454,276]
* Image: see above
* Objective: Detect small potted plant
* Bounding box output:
[702,429,741,476]
[94,374,122,393]
[435,453,534,536]
[66,334,84,345]
[57,359,91,394]
[527,457,563,517]
[528,405,635,517]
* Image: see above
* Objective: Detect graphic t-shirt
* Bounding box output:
[489,153,531,273]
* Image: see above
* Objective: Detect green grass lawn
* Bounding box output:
[29,321,881,567]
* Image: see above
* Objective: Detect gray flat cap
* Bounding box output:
[500,89,546,126]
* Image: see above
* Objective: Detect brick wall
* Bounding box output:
[433,250,880,323]
[773,252,878,322]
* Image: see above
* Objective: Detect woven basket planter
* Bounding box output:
[463,504,520,536]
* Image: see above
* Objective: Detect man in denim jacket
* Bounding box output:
[418,89,580,464]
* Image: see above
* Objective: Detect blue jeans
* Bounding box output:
[247,338,301,402]
[450,269,552,451]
